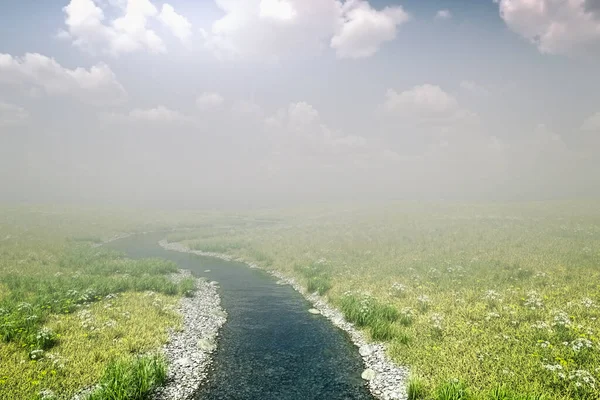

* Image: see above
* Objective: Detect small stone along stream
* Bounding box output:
[107,233,374,400]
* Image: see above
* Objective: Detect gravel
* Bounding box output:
[158,240,409,400]
[153,269,227,400]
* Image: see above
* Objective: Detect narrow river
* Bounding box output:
[107,233,374,400]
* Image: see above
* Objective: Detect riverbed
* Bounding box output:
[107,233,374,400]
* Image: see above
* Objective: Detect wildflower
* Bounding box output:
[417,295,431,311]
[581,298,595,308]
[570,338,593,352]
[568,369,596,390]
[29,349,44,360]
[390,282,408,296]
[538,341,551,348]
[485,312,500,321]
[38,389,57,400]
[17,302,32,311]
[104,319,117,328]
[36,327,55,342]
[542,363,563,372]
[524,291,543,310]
[552,311,571,328]
[483,290,502,302]
[531,321,552,331]
[430,313,444,331]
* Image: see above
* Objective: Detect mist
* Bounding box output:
[1,0,600,209]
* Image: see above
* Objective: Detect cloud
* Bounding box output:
[581,111,600,131]
[497,0,600,54]
[0,102,29,127]
[435,9,452,20]
[201,0,409,60]
[265,101,367,154]
[106,105,192,123]
[158,4,192,43]
[385,84,460,116]
[331,1,410,59]
[62,0,191,55]
[460,80,490,96]
[259,0,297,20]
[0,53,127,105]
[196,92,225,110]
[381,84,481,154]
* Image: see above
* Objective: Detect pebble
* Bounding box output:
[151,267,227,400]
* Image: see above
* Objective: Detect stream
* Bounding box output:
[107,233,374,400]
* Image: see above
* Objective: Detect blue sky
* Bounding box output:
[1,0,599,206]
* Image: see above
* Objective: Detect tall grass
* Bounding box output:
[87,355,167,400]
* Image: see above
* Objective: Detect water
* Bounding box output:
[107,233,374,400]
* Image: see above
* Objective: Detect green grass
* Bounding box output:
[86,354,167,400]
[408,375,426,400]
[0,209,196,399]
[170,200,600,400]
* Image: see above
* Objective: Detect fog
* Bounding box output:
[1,0,600,209]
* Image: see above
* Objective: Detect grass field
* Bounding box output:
[167,201,600,400]
[0,208,196,399]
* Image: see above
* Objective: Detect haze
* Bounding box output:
[1,0,600,208]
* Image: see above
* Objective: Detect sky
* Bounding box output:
[1,0,599,208]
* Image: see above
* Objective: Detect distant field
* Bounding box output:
[0,208,195,399]
[169,201,600,400]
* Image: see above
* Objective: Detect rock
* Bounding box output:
[197,338,217,352]
[308,308,321,315]
[361,368,377,381]
[359,345,373,357]
[175,357,193,367]
[204,270,211,273]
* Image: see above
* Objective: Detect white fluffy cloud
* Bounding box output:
[382,84,481,150]
[61,0,191,55]
[0,53,126,105]
[331,1,410,58]
[460,80,491,96]
[107,105,192,123]
[385,84,460,116]
[497,0,600,54]
[158,4,192,43]
[0,102,29,127]
[435,9,452,20]
[581,111,600,131]
[265,101,367,154]
[196,92,225,110]
[201,0,409,60]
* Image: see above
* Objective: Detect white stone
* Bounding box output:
[361,368,377,381]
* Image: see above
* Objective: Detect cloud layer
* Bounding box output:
[0,53,126,104]
[61,0,191,55]
[498,0,600,54]
[201,0,410,60]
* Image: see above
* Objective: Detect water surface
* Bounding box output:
[108,233,373,400]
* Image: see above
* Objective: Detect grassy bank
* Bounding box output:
[168,201,600,400]
[0,208,195,399]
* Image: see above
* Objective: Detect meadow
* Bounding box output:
[167,201,600,400]
[0,207,196,399]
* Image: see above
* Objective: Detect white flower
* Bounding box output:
[524,291,543,310]
[483,289,501,302]
[570,338,593,352]
[552,311,571,328]
[581,298,595,308]
[430,313,444,331]
[485,312,501,321]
